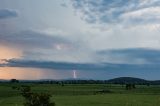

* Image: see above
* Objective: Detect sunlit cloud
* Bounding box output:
[0,45,22,63]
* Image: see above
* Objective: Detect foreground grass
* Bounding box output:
[0,84,160,106]
[55,94,160,106]
[1,94,160,106]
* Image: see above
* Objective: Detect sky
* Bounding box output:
[1,0,160,80]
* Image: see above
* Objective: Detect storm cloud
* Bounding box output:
[2,48,160,71]
[0,0,160,80]
[97,48,160,64]
[1,58,160,75]
[0,30,75,50]
[0,9,18,19]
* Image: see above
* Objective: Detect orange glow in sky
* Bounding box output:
[0,67,66,80]
[0,45,22,63]
[0,67,43,80]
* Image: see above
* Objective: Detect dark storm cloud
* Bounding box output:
[1,48,160,72]
[0,30,74,49]
[1,59,107,71]
[97,48,160,64]
[1,58,160,72]
[1,48,160,70]
[72,0,160,25]
[0,9,18,19]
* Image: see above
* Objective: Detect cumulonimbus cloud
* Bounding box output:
[1,57,160,72]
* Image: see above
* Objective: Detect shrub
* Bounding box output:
[19,86,55,106]
[10,79,19,83]
[126,84,136,90]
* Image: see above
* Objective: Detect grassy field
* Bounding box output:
[0,83,160,106]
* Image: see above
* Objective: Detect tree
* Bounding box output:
[126,84,136,90]
[19,86,55,106]
[10,79,19,83]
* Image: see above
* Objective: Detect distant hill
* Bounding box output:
[107,77,148,84]
[2,77,160,85]
[149,80,160,85]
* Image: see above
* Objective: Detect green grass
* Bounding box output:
[0,83,160,106]
[54,94,160,106]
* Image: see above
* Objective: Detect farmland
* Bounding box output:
[0,83,160,106]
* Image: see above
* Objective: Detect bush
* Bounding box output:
[19,86,55,106]
[95,89,112,94]
[126,84,136,90]
[10,79,19,83]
